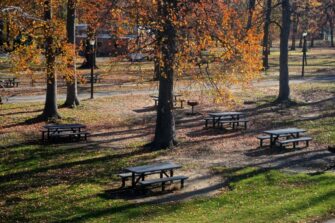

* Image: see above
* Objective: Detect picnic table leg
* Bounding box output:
[270,134,274,147]
[212,117,215,128]
[131,172,136,188]
[160,172,163,178]
[170,170,174,177]
[296,133,300,145]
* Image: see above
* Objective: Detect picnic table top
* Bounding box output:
[125,162,181,174]
[263,128,306,135]
[43,123,86,130]
[208,111,244,117]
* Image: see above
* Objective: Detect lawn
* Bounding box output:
[1,45,335,222]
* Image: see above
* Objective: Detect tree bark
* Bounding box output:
[330,18,334,47]
[152,0,177,149]
[276,0,291,103]
[64,0,80,107]
[290,14,298,50]
[42,0,60,120]
[153,56,160,81]
[246,0,256,29]
[262,0,272,70]
[0,20,3,49]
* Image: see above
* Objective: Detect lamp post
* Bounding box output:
[89,38,95,99]
[301,32,308,77]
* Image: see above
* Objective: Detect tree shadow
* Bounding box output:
[133,106,156,113]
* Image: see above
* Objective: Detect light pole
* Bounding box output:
[301,32,308,77]
[89,38,95,99]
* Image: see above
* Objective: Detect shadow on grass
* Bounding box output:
[133,106,156,113]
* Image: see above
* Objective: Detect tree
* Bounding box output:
[63,0,80,108]
[42,0,61,119]
[276,0,291,103]
[262,0,272,69]
[118,0,262,149]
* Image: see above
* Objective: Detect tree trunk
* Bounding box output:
[330,19,334,47]
[276,0,291,103]
[64,0,80,107]
[310,37,314,48]
[42,0,60,120]
[290,14,298,50]
[152,0,177,149]
[262,0,272,70]
[153,56,160,81]
[246,0,256,29]
[0,20,3,49]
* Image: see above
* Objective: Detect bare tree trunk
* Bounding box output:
[0,20,3,49]
[276,0,291,103]
[152,0,177,149]
[330,19,334,47]
[291,14,298,50]
[42,0,60,120]
[64,0,80,107]
[262,0,272,69]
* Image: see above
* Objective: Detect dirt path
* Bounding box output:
[4,74,335,104]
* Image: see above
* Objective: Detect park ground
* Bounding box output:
[0,47,335,222]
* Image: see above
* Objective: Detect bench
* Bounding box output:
[219,119,249,130]
[277,137,312,149]
[118,171,161,188]
[204,117,218,128]
[257,134,293,148]
[81,74,101,84]
[257,135,271,148]
[140,175,188,191]
[41,130,90,142]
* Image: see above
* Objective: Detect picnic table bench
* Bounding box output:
[261,128,311,149]
[81,73,101,84]
[120,162,187,191]
[0,77,20,88]
[41,123,89,143]
[150,94,185,109]
[205,112,248,130]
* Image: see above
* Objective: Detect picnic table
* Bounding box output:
[0,77,19,88]
[41,123,88,142]
[150,94,184,108]
[124,162,182,188]
[208,112,245,128]
[263,128,306,147]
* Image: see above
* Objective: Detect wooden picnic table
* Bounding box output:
[208,112,245,128]
[263,128,306,147]
[150,94,184,108]
[41,123,87,142]
[0,77,19,88]
[125,162,182,188]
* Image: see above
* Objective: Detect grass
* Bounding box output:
[1,162,335,222]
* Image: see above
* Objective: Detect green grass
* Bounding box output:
[1,160,335,222]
